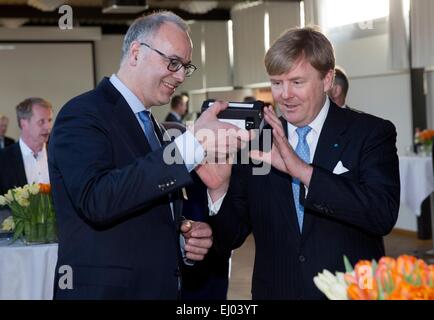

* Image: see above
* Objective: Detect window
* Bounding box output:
[322,0,389,30]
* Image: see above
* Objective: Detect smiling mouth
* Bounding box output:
[162,81,177,90]
[284,104,299,110]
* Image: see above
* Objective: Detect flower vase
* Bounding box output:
[22,216,55,245]
[23,220,41,244]
[45,220,57,243]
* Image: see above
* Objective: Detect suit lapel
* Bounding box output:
[301,103,349,240]
[100,79,181,221]
[15,144,28,186]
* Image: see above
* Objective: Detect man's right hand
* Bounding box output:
[190,101,253,194]
[188,100,251,162]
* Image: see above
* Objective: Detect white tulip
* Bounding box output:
[29,183,40,195]
[1,216,15,231]
[0,195,8,206]
[313,270,348,300]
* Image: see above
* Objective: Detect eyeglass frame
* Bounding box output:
[139,42,197,77]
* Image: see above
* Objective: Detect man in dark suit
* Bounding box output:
[207,27,400,299]
[48,11,249,300]
[328,66,350,109]
[0,143,26,195]
[0,98,52,195]
[0,115,15,149]
[165,94,187,123]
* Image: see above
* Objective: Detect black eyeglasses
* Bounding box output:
[140,42,197,77]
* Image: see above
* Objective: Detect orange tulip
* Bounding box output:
[38,183,51,194]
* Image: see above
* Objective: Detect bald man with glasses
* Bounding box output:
[48,11,250,300]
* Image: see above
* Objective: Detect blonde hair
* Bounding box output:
[265,26,335,78]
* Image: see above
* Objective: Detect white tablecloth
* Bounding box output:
[0,239,58,300]
[399,156,434,216]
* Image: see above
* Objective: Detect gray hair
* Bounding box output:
[0,114,8,123]
[16,97,52,129]
[120,11,190,63]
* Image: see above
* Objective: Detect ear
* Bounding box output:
[323,69,334,93]
[128,41,141,66]
[334,85,343,97]
[19,118,27,130]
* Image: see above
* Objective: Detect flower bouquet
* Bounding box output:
[0,183,57,244]
[314,255,434,300]
[414,128,434,155]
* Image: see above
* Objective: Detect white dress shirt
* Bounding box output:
[19,138,50,184]
[208,97,331,215]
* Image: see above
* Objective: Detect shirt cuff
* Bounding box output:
[179,235,194,266]
[207,190,227,216]
[174,130,205,172]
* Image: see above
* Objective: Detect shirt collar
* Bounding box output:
[109,74,151,115]
[287,96,330,137]
[19,138,45,157]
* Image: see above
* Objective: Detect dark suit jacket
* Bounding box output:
[210,102,400,300]
[181,171,230,300]
[165,112,182,124]
[1,136,15,148]
[0,143,27,195]
[48,78,194,299]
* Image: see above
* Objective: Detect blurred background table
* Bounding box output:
[399,155,434,216]
[0,238,58,300]
[399,155,434,257]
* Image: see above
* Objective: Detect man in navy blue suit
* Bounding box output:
[48,11,250,299]
[0,115,15,149]
[165,95,187,124]
[207,27,400,299]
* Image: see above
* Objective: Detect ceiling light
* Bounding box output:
[179,1,219,14]
[27,0,64,12]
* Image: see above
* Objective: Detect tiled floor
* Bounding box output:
[227,230,434,300]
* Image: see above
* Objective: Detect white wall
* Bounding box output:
[0,27,99,139]
[0,42,94,139]
[94,34,123,82]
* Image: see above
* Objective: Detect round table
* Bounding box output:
[0,239,58,300]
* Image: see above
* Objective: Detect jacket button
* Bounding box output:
[299,255,306,262]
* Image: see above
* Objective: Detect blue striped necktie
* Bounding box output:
[138,110,161,151]
[292,126,312,232]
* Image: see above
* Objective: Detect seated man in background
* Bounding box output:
[0,114,15,149]
[165,94,188,123]
[0,97,52,195]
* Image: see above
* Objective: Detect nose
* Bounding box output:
[172,67,186,83]
[281,82,293,100]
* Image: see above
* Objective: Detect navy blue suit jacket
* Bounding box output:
[210,102,400,299]
[165,112,182,124]
[0,143,27,195]
[48,78,194,299]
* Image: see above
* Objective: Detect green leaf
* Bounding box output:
[11,221,24,244]
[371,259,378,275]
[377,279,385,300]
[343,255,353,273]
